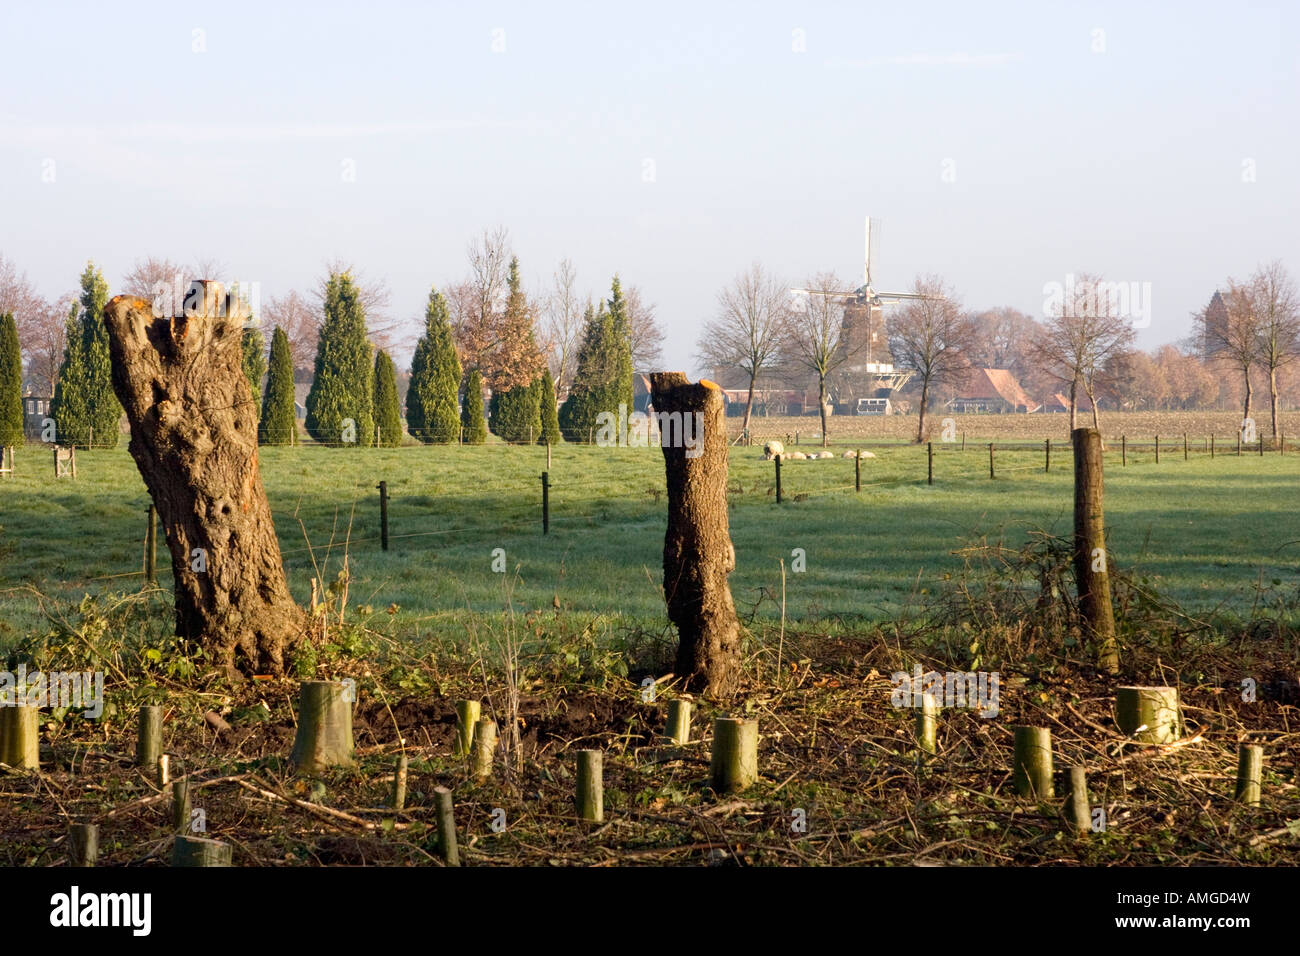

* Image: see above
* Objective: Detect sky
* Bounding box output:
[2,0,1297,372]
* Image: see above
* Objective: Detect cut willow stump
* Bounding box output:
[1063,767,1091,834]
[103,283,304,677]
[391,754,408,811]
[289,681,355,772]
[576,750,604,822]
[650,373,743,698]
[1012,726,1054,799]
[1115,686,1181,744]
[665,699,692,745]
[455,700,481,756]
[434,786,460,866]
[68,822,98,866]
[172,779,192,833]
[0,703,40,769]
[1073,428,1118,674]
[1235,744,1263,806]
[172,835,232,867]
[709,717,758,793]
[916,693,939,755]
[136,704,162,772]
[472,718,497,781]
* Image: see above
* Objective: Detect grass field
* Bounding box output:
[3,413,1299,649]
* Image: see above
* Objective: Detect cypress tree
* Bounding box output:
[461,368,487,444]
[373,349,403,447]
[538,367,562,445]
[0,312,23,448]
[50,262,118,448]
[406,286,462,443]
[489,257,544,443]
[559,277,634,442]
[305,271,374,447]
[261,326,297,445]
[241,326,267,424]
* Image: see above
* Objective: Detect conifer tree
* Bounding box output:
[0,312,23,448]
[406,286,462,443]
[461,368,487,444]
[50,262,119,447]
[305,271,374,446]
[488,257,545,442]
[538,367,562,445]
[241,326,267,423]
[261,326,297,445]
[559,277,634,442]
[373,349,404,447]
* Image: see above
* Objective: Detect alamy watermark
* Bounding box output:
[595,404,704,458]
[150,276,260,327]
[891,665,999,718]
[0,665,104,718]
[1042,273,1152,329]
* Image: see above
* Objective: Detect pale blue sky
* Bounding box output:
[2,0,1296,370]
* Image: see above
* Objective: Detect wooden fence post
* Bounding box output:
[927,442,933,485]
[1155,435,1160,464]
[1045,438,1051,473]
[1073,428,1118,674]
[1121,434,1126,467]
[377,481,389,551]
[540,471,550,534]
[988,443,995,479]
[855,449,861,492]
[774,455,782,504]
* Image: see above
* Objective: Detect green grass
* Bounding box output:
[2,438,1298,647]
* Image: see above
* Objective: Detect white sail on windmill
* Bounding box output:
[791,216,945,395]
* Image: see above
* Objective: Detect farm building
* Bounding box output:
[22,393,52,439]
[1041,391,1098,414]
[946,368,1038,414]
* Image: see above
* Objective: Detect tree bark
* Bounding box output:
[916,378,930,443]
[1269,366,1280,441]
[741,376,756,434]
[650,372,742,698]
[1068,377,1079,437]
[1242,366,1253,422]
[817,376,829,447]
[104,284,303,677]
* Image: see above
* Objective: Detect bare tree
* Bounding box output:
[784,271,862,447]
[887,276,976,443]
[543,258,582,395]
[0,254,50,389]
[122,257,230,316]
[698,262,790,433]
[1195,277,1261,424]
[625,285,665,370]
[22,296,72,394]
[456,227,513,372]
[1033,273,1137,436]
[262,290,319,373]
[0,254,41,322]
[1249,261,1300,442]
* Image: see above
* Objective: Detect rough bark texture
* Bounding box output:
[104,284,303,677]
[651,372,742,698]
[1072,427,1118,674]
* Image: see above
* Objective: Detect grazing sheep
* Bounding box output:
[763,440,785,460]
[788,451,807,460]
[860,450,876,459]
[818,451,834,459]
[841,451,857,458]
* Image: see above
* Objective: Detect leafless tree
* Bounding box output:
[122,257,230,315]
[542,258,582,396]
[0,254,49,388]
[886,276,976,442]
[262,290,319,373]
[22,296,72,394]
[456,227,513,372]
[625,285,665,370]
[1033,272,1137,436]
[698,262,790,433]
[1195,277,1262,424]
[1249,261,1300,442]
[783,271,862,447]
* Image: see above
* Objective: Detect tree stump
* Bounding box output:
[1012,726,1054,799]
[0,703,40,770]
[289,680,355,772]
[575,750,603,822]
[1115,686,1181,744]
[1063,766,1091,834]
[1072,428,1118,674]
[172,835,232,867]
[68,822,99,866]
[103,283,303,677]
[649,372,743,698]
[664,699,692,745]
[709,717,758,793]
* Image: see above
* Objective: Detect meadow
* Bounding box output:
[3,409,1298,651]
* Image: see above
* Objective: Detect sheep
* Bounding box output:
[817,451,834,459]
[788,451,807,460]
[763,440,785,460]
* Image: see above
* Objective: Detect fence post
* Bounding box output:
[774,455,782,504]
[961,431,966,452]
[1183,433,1188,460]
[1044,438,1050,473]
[1155,435,1160,464]
[1259,437,1265,457]
[988,443,995,480]
[540,471,550,534]
[1211,434,1215,458]
[1073,427,1118,674]
[144,505,157,584]
[855,449,861,492]
[377,481,389,551]
[1121,434,1126,467]
[927,442,933,485]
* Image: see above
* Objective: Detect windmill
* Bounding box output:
[791,216,944,396]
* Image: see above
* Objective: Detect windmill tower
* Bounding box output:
[791,216,943,398]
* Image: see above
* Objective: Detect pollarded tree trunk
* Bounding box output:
[650,372,742,698]
[104,283,304,677]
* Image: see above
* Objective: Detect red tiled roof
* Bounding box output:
[955,368,1036,410]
